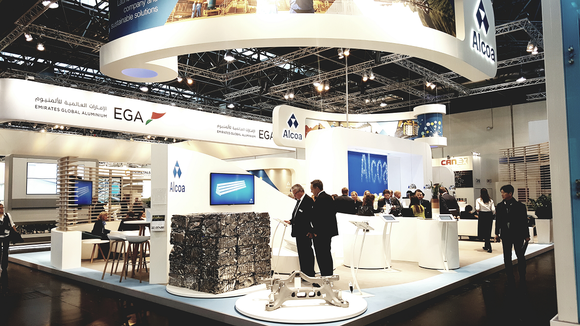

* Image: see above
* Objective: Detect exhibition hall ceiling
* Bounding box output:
[0,0,544,131]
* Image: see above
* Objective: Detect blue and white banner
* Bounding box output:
[347,151,388,196]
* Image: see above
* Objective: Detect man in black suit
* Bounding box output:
[285,184,316,277]
[495,184,530,288]
[310,179,338,276]
[334,187,356,214]
[378,189,402,216]
[414,189,432,219]
[439,186,459,216]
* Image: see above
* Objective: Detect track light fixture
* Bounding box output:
[362,74,368,82]
[224,50,235,62]
[324,82,330,91]
[42,0,59,9]
[187,77,193,85]
[227,103,235,109]
[337,48,344,59]
[177,76,183,83]
[526,41,535,52]
[37,42,45,51]
[343,48,350,56]
[24,33,33,41]
[369,72,375,80]
[139,85,149,92]
[425,81,436,90]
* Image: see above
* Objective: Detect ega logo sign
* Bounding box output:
[282,113,303,140]
[114,108,166,125]
[472,0,495,62]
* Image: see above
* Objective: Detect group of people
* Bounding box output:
[285,182,530,289]
[285,180,338,282]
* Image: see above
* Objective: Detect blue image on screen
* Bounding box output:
[210,173,255,205]
[75,180,93,206]
[347,151,389,196]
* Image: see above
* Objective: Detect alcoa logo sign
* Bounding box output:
[282,113,303,140]
[472,0,495,62]
[170,161,185,193]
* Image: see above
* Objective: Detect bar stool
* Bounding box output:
[120,235,150,283]
[102,234,126,280]
[82,239,109,263]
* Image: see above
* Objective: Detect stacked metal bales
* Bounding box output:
[169,212,271,294]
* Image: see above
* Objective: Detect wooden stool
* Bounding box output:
[120,236,150,283]
[102,234,126,280]
[82,239,109,263]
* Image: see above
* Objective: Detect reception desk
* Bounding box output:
[337,214,459,270]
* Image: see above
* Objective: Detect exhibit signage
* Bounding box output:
[347,150,389,196]
[101,0,497,83]
[432,156,473,171]
[151,214,165,231]
[0,79,290,151]
[272,104,447,149]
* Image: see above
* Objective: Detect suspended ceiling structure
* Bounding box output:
[0,0,545,143]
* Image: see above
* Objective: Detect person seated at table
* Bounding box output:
[410,195,425,219]
[460,205,478,219]
[357,194,376,216]
[91,211,110,258]
[132,198,145,217]
[351,191,362,213]
[118,211,141,231]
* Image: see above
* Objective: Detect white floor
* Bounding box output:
[9,242,553,326]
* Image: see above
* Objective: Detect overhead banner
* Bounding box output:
[101,0,497,83]
[0,78,288,150]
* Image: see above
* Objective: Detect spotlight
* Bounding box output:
[343,48,350,56]
[369,72,375,80]
[187,78,193,85]
[60,125,64,130]
[177,76,183,83]
[53,125,59,129]
[164,137,168,141]
[146,135,151,139]
[24,33,33,42]
[380,102,387,107]
[516,76,526,83]
[313,80,321,87]
[317,84,324,92]
[289,92,294,99]
[362,74,368,82]
[365,99,370,103]
[532,46,538,55]
[224,50,235,62]
[324,83,330,91]
[139,85,149,92]
[526,41,535,52]
[338,48,344,59]
[37,43,45,51]
[430,83,436,90]
[227,103,235,109]
[284,94,289,100]
[173,139,176,143]
[33,124,37,128]
[42,0,59,9]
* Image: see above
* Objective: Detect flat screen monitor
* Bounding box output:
[210,173,255,205]
[26,162,57,195]
[75,180,93,205]
[439,214,454,221]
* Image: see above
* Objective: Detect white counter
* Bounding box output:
[336,214,459,270]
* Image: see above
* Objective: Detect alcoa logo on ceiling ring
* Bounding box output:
[170,161,185,192]
[283,113,303,140]
[472,0,495,62]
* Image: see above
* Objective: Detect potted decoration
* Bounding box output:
[429,182,441,209]
[529,194,552,219]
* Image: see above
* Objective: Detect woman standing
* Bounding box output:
[476,188,496,253]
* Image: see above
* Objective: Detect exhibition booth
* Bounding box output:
[1,0,559,324]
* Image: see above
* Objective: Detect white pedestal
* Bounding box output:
[417,219,459,270]
[51,228,82,270]
[536,219,553,244]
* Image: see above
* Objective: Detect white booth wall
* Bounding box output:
[305,128,432,196]
[149,144,296,283]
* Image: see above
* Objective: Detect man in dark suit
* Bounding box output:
[378,189,402,216]
[285,184,316,277]
[310,179,338,276]
[495,184,530,288]
[439,186,459,216]
[334,187,356,214]
[414,189,432,219]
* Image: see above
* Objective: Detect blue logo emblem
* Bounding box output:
[476,0,489,34]
[287,114,299,129]
[173,161,182,178]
